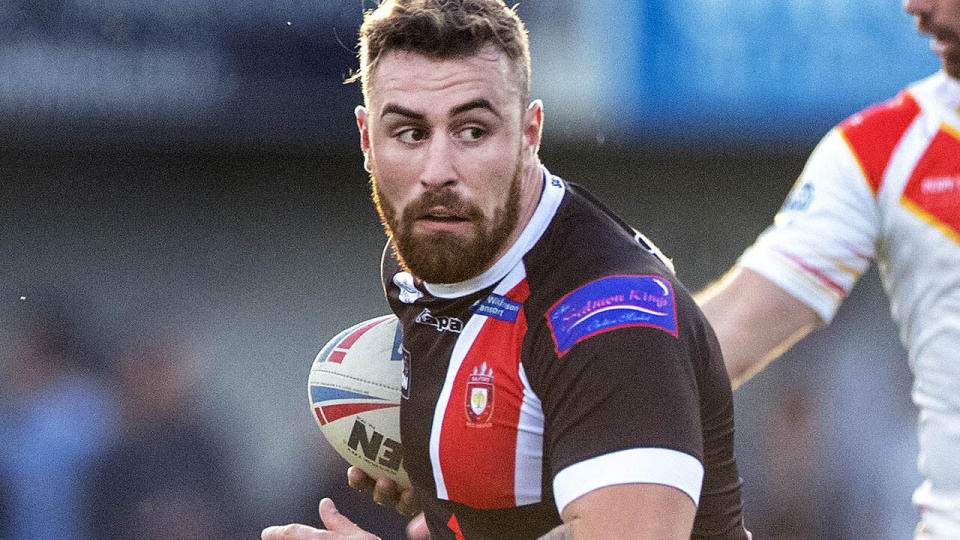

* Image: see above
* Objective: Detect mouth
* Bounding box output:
[420,206,468,222]
[415,206,473,233]
[921,25,960,57]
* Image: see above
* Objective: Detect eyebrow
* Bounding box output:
[381,104,425,121]
[380,99,501,120]
[450,99,501,119]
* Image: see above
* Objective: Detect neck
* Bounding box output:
[502,161,543,255]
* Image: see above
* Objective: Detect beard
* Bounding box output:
[371,159,523,284]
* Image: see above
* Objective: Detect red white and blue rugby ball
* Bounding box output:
[308,314,410,489]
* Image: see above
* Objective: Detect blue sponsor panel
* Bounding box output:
[547,275,678,357]
[472,294,522,323]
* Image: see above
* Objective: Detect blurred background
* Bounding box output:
[0,0,934,538]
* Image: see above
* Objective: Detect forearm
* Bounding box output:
[696,267,819,388]
[538,522,575,540]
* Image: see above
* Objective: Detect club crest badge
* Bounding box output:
[465,362,494,427]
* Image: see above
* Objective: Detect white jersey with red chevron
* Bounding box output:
[739,71,960,536]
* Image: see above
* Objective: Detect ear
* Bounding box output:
[355,105,373,172]
[523,100,544,158]
[356,105,372,153]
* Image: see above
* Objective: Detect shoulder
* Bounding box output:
[838,88,922,134]
[522,184,705,357]
[525,184,678,310]
[533,183,672,276]
[834,83,925,194]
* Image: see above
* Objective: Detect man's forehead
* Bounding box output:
[365,46,522,111]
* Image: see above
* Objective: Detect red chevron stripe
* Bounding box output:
[317,402,398,425]
[902,125,960,242]
[839,91,920,195]
[328,316,390,364]
[776,249,847,297]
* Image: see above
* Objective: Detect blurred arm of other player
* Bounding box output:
[696,267,820,388]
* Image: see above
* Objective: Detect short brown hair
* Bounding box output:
[349,0,531,106]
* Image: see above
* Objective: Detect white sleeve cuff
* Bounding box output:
[552,447,704,515]
[738,248,841,323]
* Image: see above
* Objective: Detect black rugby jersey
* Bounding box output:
[382,169,747,539]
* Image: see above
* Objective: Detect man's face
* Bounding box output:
[356,46,541,283]
[906,0,960,78]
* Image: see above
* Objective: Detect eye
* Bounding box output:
[396,128,428,144]
[456,126,486,142]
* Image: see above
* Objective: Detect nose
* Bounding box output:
[904,0,932,17]
[419,133,457,189]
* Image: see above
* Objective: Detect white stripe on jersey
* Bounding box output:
[552,447,705,515]
[488,263,547,506]
[515,363,545,506]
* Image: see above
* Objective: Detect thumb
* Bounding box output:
[318,498,364,534]
[406,512,430,539]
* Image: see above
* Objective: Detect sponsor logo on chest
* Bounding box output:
[918,175,960,202]
[471,294,522,322]
[415,308,464,333]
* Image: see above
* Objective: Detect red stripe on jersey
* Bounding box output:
[838,91,921,195]
[775,248,848,297]
[902,124,960,242]
[439,279,531,509]
[329,318,388,363]
[317,403,398,425]
[447,514,466,540]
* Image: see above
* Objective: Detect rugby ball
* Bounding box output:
[308,314,410,489]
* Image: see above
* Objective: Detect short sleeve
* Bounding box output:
[739,128,879,322]
[530,320,706,515]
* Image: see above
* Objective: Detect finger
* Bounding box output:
[347,466,376,492]
[317,497,363,534]
[405,512,430,539]
[372,476,400,508]
[396,488,420,517]
[261,523,322,540]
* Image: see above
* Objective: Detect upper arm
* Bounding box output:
[735,129,878,324]
[696,266,820,387]
[534,275,725,535]
[556,483,696,540]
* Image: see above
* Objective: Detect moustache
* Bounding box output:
[918,19,958,42]
[404,190,482,221]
